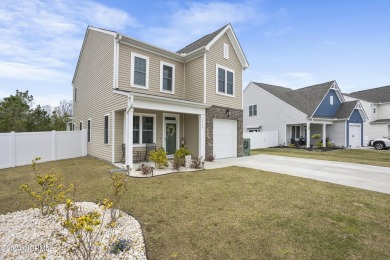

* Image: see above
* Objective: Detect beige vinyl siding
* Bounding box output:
[184,55,204,103]
[206,33,242,109]
[73,29,127,162]
[183,114,199,157]
[118,43,185,99]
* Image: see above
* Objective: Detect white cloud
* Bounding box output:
[0,0,138,83]
[34,94,71,108]
[0,62,70,82]
[139,1,262,50]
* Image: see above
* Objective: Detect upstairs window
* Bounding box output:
[223,43,229,59]
[131,52,149,88]
[330,95,334,105]
[160,61,175,93]
[216,65,234,96]
[249,105,257,117]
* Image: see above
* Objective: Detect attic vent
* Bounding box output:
[223,43,229,59]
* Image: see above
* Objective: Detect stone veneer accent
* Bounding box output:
[205,105,244,158]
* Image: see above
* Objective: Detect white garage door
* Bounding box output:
[349,124,361,147]
[213,119,237,159]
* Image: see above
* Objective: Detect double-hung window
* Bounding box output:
[249,105,257,117]
[160,61,175,93]
[216,65,234,96]
[131,52,149,88]
[133,114,155,145]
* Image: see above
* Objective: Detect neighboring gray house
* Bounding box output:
[344,85,390,144]
[72,24,249,168]
[244,81,368,147]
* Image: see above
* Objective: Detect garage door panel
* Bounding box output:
[213,119,237,159]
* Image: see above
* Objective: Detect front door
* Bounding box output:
[166,123,177,155]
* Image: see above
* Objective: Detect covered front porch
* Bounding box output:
[112,91,208,168]
[286,119,344,148]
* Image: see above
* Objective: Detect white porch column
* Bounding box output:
[198,114,206,159]
[125,108,134,169]
[306,123,311,148]
[322,124,326,147]
[111,111,115,163]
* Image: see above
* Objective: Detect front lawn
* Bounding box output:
[1,157,390,259]
[251,148,390,167]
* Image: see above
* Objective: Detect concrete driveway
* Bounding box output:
[204,154,390,194]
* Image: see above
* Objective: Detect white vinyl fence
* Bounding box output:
[0,130,87,169]
[244,131,279,149]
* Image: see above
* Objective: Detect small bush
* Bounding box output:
[287,143,296,148]
[20,157,74,216]
[326,141,334,148]
[171,155,183,172]
[149,148,168,169]
[206,154,215,162]
[137,164,153,175]
[191,157,203,169]
[316,141,323,148]
[110,238,131,255]
[312,134,321,140]
[59,199,114,260]
[108,172,127,225]
[173,146,192,168]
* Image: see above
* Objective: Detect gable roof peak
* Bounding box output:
[176,24,230,54]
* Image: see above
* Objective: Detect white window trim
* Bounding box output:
[215,64,235,97]
[130,52,149,89]
[330,95,334,105]
[160,61,175,94]
[133,113,156,147]
[223,43,229,59]
[162,113,180,154]
[249,104,257,117]
[104,114,109,145]
[87,119,92,143]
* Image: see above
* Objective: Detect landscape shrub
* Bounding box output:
[137,164,153,175]
[108,172,127,225]
[148,148,168,169]
[205,154,215,162]
[20,157,74,215]
[191,157,203,169]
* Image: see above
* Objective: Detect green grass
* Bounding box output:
[1,157,390,259]
[251,148,390,167]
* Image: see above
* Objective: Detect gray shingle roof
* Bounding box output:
[371,119,390,124]
[252,81,335,117]
[335,100,358,119]
[177,24,229,54]
[346,85,390,103]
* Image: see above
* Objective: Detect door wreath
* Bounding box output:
[167,125,176,137]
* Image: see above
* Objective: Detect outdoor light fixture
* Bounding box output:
[226,108,231,117]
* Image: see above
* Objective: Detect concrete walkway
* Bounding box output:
[204,154,390,195]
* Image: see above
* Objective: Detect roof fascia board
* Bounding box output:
[89,26,117,36]
[205,25,249,69]
[119,40,184,63]
[250,82,308,117]
[183,48,206,63]
[113,89,210,109]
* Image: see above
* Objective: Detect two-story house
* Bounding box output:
[243,81,367,148]
[72,24,249,168]
[344,85,390,144]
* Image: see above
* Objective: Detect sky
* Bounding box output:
[0,0,389,108]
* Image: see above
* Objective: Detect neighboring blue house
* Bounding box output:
[243,80,368,147]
